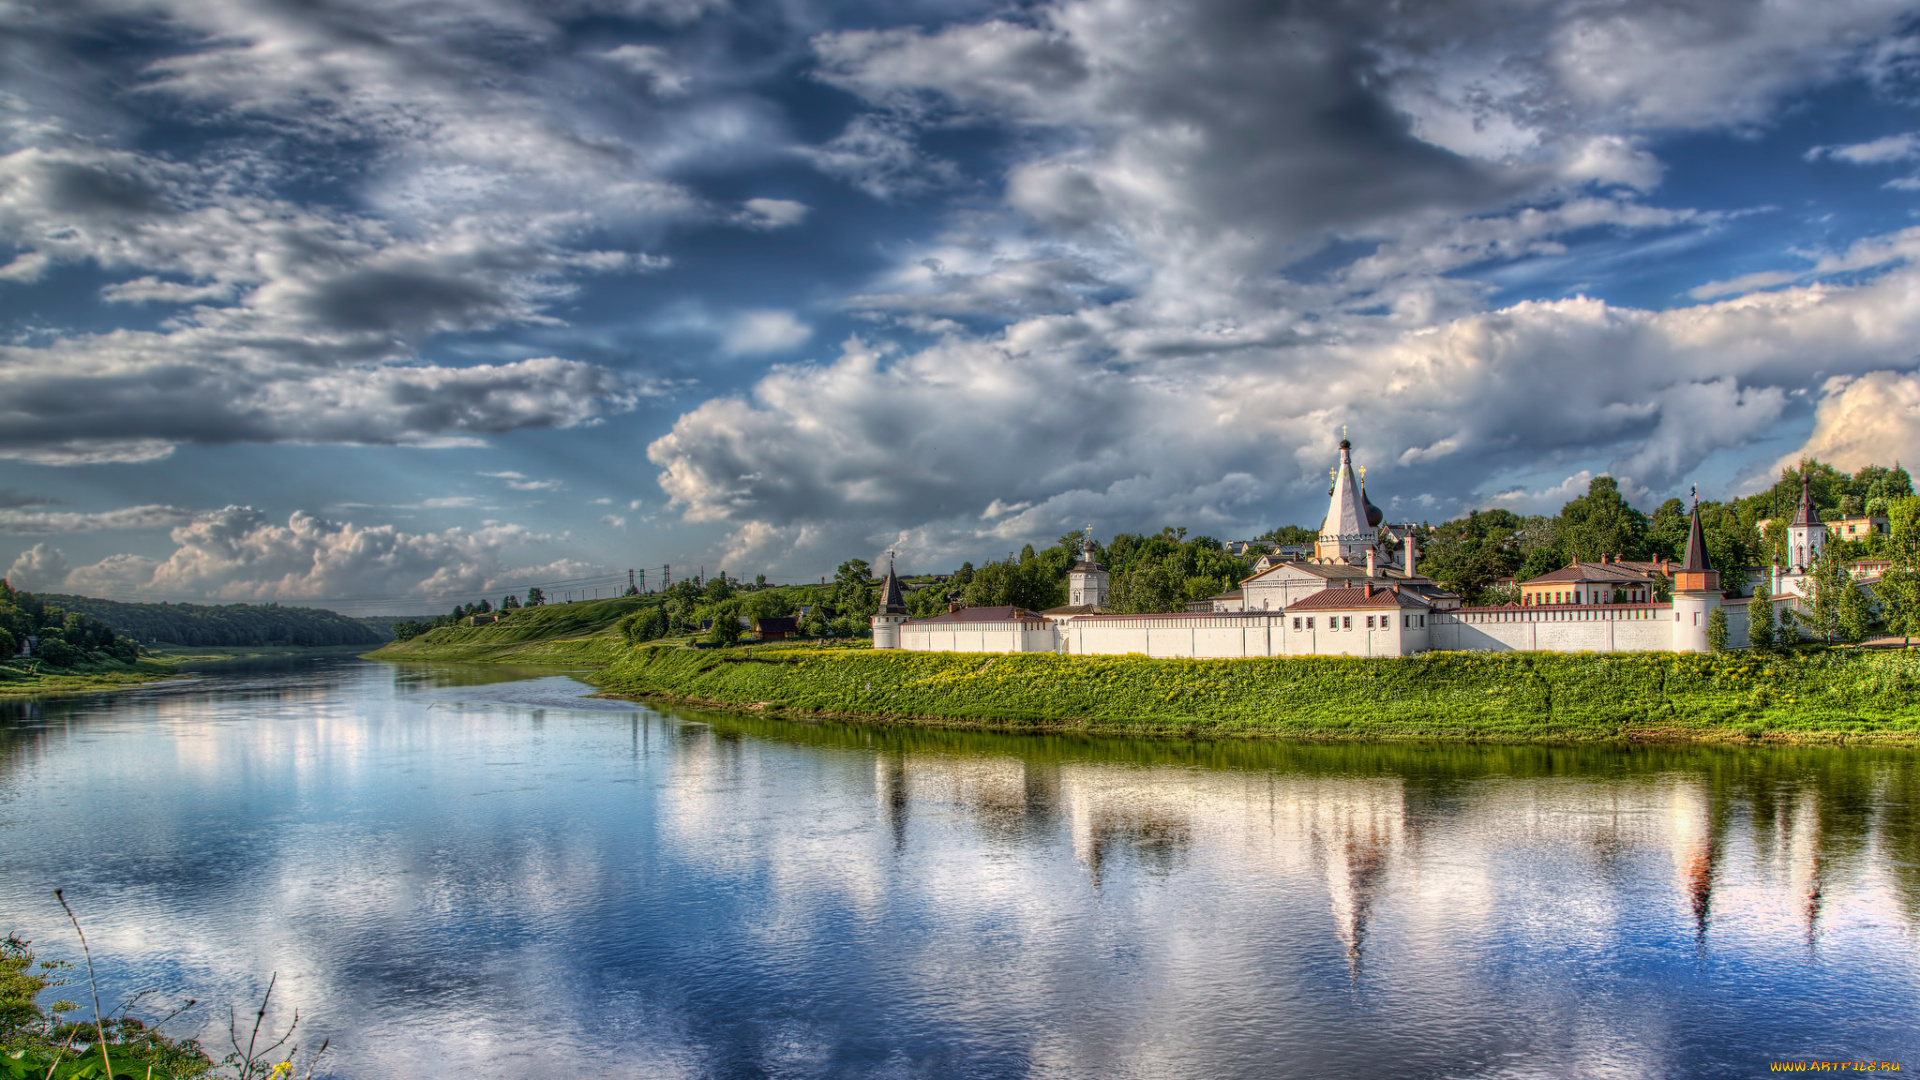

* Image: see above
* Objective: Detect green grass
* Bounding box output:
[0,659,180,699]
[365,596,646,666]
[0,644,394,698]
[596,644,1920,744]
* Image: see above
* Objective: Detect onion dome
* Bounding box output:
[1361,486,1384,528]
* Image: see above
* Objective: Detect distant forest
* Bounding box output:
[40,594,390,647]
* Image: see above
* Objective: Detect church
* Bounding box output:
[880,439,1748,658]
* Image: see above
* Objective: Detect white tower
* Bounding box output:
[1785,474,1826,574]
[1316,435,1379,564]
[1068,525,1109,608]
[1670,496,1722,653]
[871,551,909,649]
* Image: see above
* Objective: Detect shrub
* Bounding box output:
[1706,606,1730,652]
[33,638,77,668]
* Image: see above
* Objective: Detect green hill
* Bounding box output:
[42,594,388,647]
[367,596,647,665]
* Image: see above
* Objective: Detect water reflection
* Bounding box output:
[0,662,1916,1079]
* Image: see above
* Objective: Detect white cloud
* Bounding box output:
[722,310,812,356]
[1807,131,1920,165]
[1689,225,1920,299]
[0,504,196,535]
[601,44,691,98]
[32,506,596,602]
[736,198,810,230]
[0,142,656,463]
[481,471,566,492]
[651,258,1920,571]
[1484,471,1597,516]
[1776,370,1920,475]
[4,543,69,591]
[796,114,962,201]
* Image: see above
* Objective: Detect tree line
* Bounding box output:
[0,581,139,668]
[1416,460,1914,606]
[402,456,1920,650]
[42,593,387,648]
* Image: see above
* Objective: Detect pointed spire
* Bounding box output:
[1681,496,1713,573]
[879,550,907,615]
[1318,434,1375,562]
[1792,472,1819,527]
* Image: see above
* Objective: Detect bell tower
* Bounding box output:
[1068,525,1109,609]
[1315,432,1379,564]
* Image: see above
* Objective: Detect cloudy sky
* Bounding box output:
[5,0,1920,609]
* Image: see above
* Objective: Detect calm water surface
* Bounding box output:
[1,658,1917,1079]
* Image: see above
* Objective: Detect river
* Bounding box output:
[0,658,1915,1078]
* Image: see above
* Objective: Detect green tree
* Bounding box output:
[1558,475,1650,561]
[525,586,545,607]
[962,562,1003,606]
[1258,524,1319,547]
[707,607,742,646]
[619,606,668,645]
[1420,509,1525,604]
[1650,498,1689,559]
[1804,543,1851,644]
[1881,496,1920,645]
[1838,575,1873,643]
[35,637,77,667]
[906,586,950,618]
[1112,561,1180,613]
[1749,578,1776,650]
[1706,606,1730,653]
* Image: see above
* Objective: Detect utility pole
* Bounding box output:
[664,564,670,589]
[638,569,646,593]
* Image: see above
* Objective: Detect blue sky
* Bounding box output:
[5,0,1920,611]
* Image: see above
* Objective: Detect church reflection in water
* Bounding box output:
[834,725,1920,973]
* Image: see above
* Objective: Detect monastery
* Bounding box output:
[874,439,1778,657]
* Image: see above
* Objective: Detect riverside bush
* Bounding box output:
[599,645,1920,743]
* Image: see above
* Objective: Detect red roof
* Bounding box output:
[1285,585,1430,611]
[1065,611,1273,621]
[906,605,1048,624]
[1453,601,1670,613]
[1523,561,1659,585]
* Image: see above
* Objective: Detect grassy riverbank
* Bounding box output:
[364,595,644,667]
[598,644,1920,744]
[0,644,385,698]
[0,658,181,698]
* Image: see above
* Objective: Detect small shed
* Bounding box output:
[755,616,800,640]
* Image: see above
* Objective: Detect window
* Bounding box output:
[1419,615,1424,627]
[1366,616,1375,629]
[1293,617,1301,630]
[1306,617,1314,630]
[1343,616,1352,630]
[1403,615,1410,628]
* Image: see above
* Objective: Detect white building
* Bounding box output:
[889,440,1745,658]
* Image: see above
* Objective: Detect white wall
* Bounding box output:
[1063,612,1425,659]
[901,623,1056,653]
[1428,606,1675,653]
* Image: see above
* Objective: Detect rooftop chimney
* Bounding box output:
[1366,549,1377,577]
